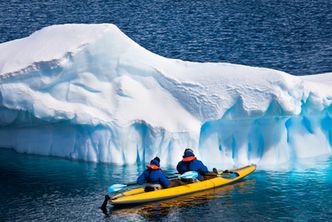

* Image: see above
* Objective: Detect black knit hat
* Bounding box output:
[150,156,161,167]
[183,148,195,158]
[184,148,194,153]
[153,156,160,163]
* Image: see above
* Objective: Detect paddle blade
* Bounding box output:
[180,171,199,179]
[108,184,127,193]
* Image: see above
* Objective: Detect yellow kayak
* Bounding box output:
[110,164,256,206]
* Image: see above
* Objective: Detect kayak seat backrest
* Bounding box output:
[181,178,200,183]
[144,184,162,192]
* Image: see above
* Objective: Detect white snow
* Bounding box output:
[0,24,331,167]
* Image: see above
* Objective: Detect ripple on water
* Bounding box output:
[0,149,332,221]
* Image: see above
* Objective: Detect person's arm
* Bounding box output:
[159,172,170,188]
[137,171,146,185]
[177,162,184,174]
[198,160,209,174]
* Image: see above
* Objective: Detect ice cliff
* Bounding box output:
[0,24,331,167]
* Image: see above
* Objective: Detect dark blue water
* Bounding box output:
[1,148,331,221]
[0,0,332,75]
[1,1,332,221]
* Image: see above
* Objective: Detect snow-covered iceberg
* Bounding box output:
[0,24,331,167]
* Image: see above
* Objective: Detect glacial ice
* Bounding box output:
[0,24,331,168]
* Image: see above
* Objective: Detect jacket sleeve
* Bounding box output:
[159,171,170,188]
[137,171,146,185]
[176,161,184,174]
[198,160,209,173]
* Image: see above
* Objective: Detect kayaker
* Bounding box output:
[177,148,218,181]
[137,157,171,191]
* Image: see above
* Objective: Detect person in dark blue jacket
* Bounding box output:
[137,157,171,191]
[177,148,217,181]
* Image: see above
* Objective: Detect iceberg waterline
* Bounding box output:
[0,24,331,167]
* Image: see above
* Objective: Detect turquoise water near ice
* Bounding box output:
[0,149,331,221]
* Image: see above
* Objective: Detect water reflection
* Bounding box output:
[1,149,331,221]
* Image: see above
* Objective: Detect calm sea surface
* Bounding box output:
[0,149,332,221]
[0,1,332,221]
[0,0,331,75]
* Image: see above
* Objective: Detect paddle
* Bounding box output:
[107,171,199,193]
[179,171,199,179]
[107,182,137,193]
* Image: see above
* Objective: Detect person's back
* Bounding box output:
[137,157,170,191]
[177,148,217,180]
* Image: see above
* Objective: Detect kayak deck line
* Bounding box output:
[110,164,256,206]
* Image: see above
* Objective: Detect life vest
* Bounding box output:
[147,164,160,170]
[182,156,196,162]
[181,156,196,172]
[145,164,161,184]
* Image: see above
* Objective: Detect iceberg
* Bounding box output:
[0,24,331,167]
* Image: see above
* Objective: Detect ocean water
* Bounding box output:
[1,1,332,221]
[0,0,331,75]
[0,149,331,221]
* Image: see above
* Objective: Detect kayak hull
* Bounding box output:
[110,164,256,206]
